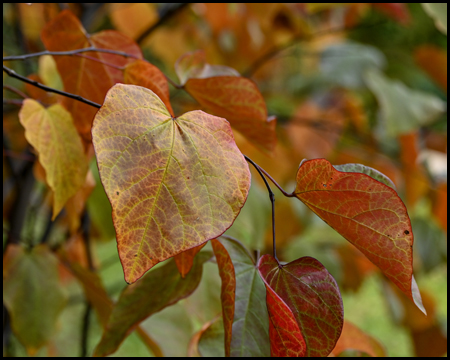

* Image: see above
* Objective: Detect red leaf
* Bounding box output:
[41,10,142,139]
[211,239,236,357]
[292,159,426,314]
[258,254,343,357]
[174,243,206,278]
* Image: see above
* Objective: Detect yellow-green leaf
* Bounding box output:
[19,99,88,219]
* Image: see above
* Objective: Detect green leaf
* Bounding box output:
[333,163,396,190]
[364,68,445,137]
[3,244,67,355]
[93,251,212,357]
[218,236,270,357]
[422,3,447,34]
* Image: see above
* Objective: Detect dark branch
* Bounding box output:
[244,155,279,262]
[3,65,101,109]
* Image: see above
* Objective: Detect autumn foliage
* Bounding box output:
[3,3,447,357]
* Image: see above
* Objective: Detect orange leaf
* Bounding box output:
[176,51,276,154]
[331,320,386,357]
[124,59,174,116]
[174,243,206,278]
[92,84,250,283]
[41,10,142,139]
[292,159,426,314]
[211,239,236,357]
[19,99,88,219]
[414,45,447,92]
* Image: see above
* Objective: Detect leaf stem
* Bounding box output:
[2,65,101,109]
[244,155,278,262]
[253,161,295,198]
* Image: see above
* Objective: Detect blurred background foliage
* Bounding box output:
[3,3,447,357]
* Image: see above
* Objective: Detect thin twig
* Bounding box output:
[3,47,140,62]
[244,155,279,262]
[3,84,29,99]
[3,65,101,109]
[252,162,295,198]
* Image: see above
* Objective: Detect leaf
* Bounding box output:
[41,9,142,139]
[263,276,307,357]
[3,244,67,355]
[331,320,386,357]
[19,99,88,219]
[218,236,270,357]
[198,316,226,357]
[258,254,344,357]
[124,59,174,116]
[175,50,240,86]
[364,68,445,137]
[92,84,250,284]
[333,163,396,190]
[292,158,426,314]
[421,3,447,34]
[174,243,206,278]
[176,51,277,154]
[93,251,212,357]
[211,239,236,356]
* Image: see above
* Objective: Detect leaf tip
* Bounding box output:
[411,275,427,316]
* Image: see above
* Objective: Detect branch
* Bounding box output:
[3,65,101,109]
[3,47,140,62]
[244,155,278,262]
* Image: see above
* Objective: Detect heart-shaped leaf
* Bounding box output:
[92,84,250,283]
[41,10,142,138]
[258,254,344,357]
[19,99,88,219]
[292,158,425,314]
[211,239,236,356]
[94,251,212,357]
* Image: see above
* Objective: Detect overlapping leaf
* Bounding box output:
[124,59,174,116]
[41,10,142,138]
[19,99,88,219]
[3,244,67,355]
[264,279,306,357]
[94,251,212,357]
[218,236,270,357]
[92,84,250,283]
[333,163,396,189]
[211,239,236,356]
[331,320,386,357]
[174,243,206,278]
[292,158,425,314]
[176,51,277,154]
[258,254,344,357]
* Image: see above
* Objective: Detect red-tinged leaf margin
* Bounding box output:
[211,239,236,357]
[263,277,307,357]
[174,243,206,278]
[292,159,426,315]
[258,254,344,357]
[93,251,212,357]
